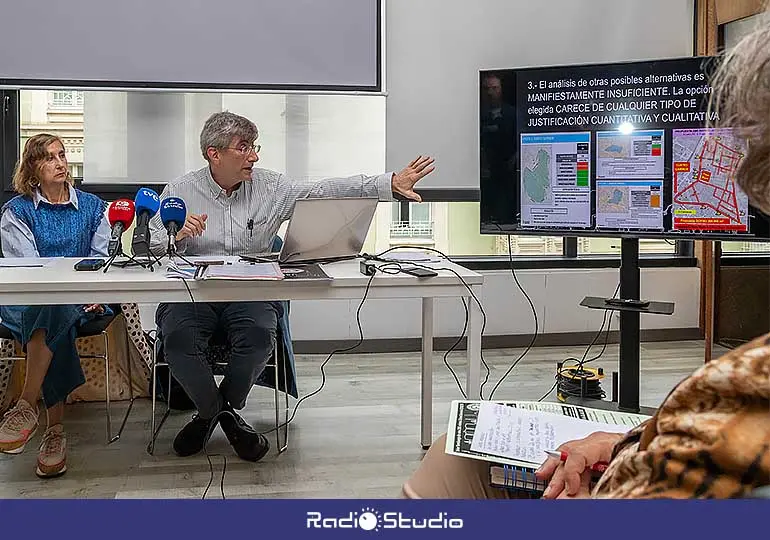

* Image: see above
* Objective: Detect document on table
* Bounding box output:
[0,257,53,268]
[470,402,632,464]
[202,261,284,281]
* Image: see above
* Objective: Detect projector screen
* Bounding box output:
[385,0,695,193]
[0,0,381,91]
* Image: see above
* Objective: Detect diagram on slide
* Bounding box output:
[596,130,664,179]
[672,128,748,232]
[520,132,591,228]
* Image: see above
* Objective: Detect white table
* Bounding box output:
[0,257,483,448]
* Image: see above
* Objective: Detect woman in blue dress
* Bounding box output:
[0,133,111,478]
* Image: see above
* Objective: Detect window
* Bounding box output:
[390,202,433,241]
[49,91,83,109]
[12,89,689,264]
[721,240,770,254]
[389,201,564,257]
[578,237,676,255]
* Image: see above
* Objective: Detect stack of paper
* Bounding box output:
[445,400,650,467]
[164,261,197,280]
[164,260,284,281]
[202,262,284,281]
[0,257,54,268]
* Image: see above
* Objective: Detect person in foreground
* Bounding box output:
[0,134,111,478]
[150,111,435,462]
[407,311,770,500]
[404,19,770,499]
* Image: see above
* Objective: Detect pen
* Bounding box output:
[544,450,609,473]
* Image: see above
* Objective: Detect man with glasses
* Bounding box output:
[148,111,434,462]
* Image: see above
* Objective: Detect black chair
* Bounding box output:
[147,324,293,455]
[0,304,135,444]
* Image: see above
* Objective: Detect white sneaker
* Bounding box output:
[0,399,39,454]
[36,424,67,478]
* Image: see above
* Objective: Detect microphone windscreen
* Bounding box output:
[107,199,135,228]
[134,187,160,216]
[160,197,187,229]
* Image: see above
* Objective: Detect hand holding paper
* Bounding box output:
[469,402,630,464]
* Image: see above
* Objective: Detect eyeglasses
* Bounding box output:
[224,143,261,155]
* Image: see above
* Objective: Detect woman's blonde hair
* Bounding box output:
[709,7,770,214]
[12,133,73,198]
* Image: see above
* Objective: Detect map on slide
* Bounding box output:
[598,186,629,214]
[519,132,591,228]
[598,137,631,159]
[522,146,552,204]
[672,128,748,232]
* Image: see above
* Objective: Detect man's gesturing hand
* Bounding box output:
[176,213,208,241]
[391,156,435,202]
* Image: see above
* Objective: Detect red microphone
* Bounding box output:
[107,199,136,257]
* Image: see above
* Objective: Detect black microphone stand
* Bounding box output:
[103,239,163,273]
[155,227,196,268]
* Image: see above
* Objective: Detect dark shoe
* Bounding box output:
[173,414,217,457]
[219,404,270,462]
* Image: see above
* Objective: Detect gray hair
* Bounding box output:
[199,111,258,161]
[709,8,770,214]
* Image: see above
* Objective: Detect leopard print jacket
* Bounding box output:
[592,333,770,498]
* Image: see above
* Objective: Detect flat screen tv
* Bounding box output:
[479,56,770,241]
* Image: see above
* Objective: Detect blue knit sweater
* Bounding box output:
[2,190,105,258]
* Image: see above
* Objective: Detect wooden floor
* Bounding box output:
[0,340,723,499]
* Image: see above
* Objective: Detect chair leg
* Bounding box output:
[281,344,289,453]
[274,339,288,454]
[149,353,158,455]
[147,352,171,455]
[104,332,111,444]
[273,359,280,452]
[103,330,136,445]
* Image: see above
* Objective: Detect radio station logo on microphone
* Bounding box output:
[162,198,184,211]
[306,506,463,531]
[115,200,132,210]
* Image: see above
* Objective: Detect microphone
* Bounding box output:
[131,187,160,258]
[106,199,135,257]
[159,197,187,255]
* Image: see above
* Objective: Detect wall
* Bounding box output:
[385,0,695,191]
[137,267,700,342]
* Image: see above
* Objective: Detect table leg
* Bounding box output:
[466,288,482,399]
[421,297,434,449]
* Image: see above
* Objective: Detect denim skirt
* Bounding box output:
[0,304,112,406]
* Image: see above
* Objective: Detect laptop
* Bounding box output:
[245,197,379,266]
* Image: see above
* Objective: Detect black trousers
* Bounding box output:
[155,301,279,418]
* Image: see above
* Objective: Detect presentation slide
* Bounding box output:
[671,128,748,232]
[596,129,664,179]
[596,180,663,230]
[520,132,591,228]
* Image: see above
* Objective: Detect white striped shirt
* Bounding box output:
[148,166,393,256]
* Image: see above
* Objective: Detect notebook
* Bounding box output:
[445,400,651,496]
[489,464,546,496]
